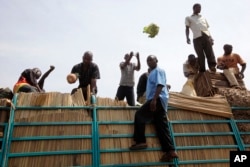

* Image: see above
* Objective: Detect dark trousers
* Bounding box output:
[116,86,135,106]
[133,98,175,152]
[193,33,216,72]
[18,85,38,93]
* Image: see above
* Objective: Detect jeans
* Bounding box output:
[133,98,175,152]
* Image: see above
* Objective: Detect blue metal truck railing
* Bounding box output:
[0,95,249,167]
[1,94,95,167]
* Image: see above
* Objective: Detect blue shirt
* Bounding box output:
[146,66,168,112]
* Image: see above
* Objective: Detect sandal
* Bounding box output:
[160,150,178,162]
[129,143,147,150]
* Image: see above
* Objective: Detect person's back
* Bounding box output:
[136,71,149,104]
[183,54,199,79]
[21,69,39,86]
[181,54,198,96]
[13,68,42,93]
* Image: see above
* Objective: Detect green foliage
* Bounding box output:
[143,23,159,38]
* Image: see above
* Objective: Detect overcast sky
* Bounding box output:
[1,0,250,99]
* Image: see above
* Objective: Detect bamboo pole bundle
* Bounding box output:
[16,92,72,107]
[97,97,131,165]
[0,98,11,135]
[86,85,91,105]
[10,132,92,165]
[167,107,236,167]
[15,93,55,121]
[96,97,168,165]
[15,92,90,122]
[8,154,92,167]
[61,93,72,106]
[96,97,127,106]
[169,92,233,118]
[194,71,217,96]
[96,96,172,165]
[9,92,93,166]
[0,98,12,106]
[106,104,236,166]
[98,105,235,166]
[71,88,86,106]
[7,91,243,166]
[177,149,233,167]
[96,97,133,121]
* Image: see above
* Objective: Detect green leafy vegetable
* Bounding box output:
[143,23,159,38]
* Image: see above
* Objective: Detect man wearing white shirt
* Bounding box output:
[185,3,217,73]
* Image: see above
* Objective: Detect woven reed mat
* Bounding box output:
[169,92,232,118]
